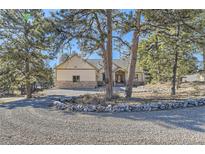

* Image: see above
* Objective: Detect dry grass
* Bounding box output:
[63,93,127,106]
[60,82,205,105]
[0,97,25,104]
[0,100,5,104]
[132,82,205,101]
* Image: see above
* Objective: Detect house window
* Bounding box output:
[73,76,80,82]
[102,73,105,81]
[136,74,139,81]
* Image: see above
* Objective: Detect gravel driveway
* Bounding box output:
[1,95,205,144]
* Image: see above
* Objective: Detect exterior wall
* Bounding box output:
[124,72,128,81]
[199,74,205,81]
[182,73,205,82]
[55,55,146,88]
[133,72,145,86]
[55,81,97,89]
[55,55,98,88]
[97,69,104,81]
[135,72,144,82]
[97,69,144,86]
[57,56,95,69]
[56,69,97,81]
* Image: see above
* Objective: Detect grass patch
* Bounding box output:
[0,100,5,104]
[0,97,25,104]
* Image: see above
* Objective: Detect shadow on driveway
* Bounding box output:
[82,107,205,133]
[0,97,53,109]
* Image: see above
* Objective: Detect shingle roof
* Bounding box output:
[87,59,130,70]
[86,59,104,70]
[57,53,143,72]
[113,59,130,70]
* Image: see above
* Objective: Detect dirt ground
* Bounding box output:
[37,82,205,105]
[131,82,205,101]
[1,82,205,105]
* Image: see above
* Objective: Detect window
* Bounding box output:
[102,73,105,81]
[73,76,80,82]
[135,74,139,81]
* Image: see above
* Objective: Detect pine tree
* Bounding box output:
[51,10,116,99]
[143,10,204,95]
[0,9,53,98]
[125,10,141,98]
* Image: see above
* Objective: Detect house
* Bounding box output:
[182,71,205,82]
[55,54,146,88]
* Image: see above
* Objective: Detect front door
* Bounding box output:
[115,70,125,85]
[117,74,122,83]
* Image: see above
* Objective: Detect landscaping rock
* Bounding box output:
[53,101,67,110]
[60,97,73,103]
[150,103,159,109]
[105,105,112,112]
[142,104,152,111]
[96,105,106,112]
[112,104,130,112]
[194,101,199,106]
[183,102,188,108]
[129,105,141,112]
[198,99,205,106]
[172,102,180,109]
[159,104,166,110]
[166,103,173,110]
[84,105,96,112]
[51,96,205,113]
[71,104,84,112]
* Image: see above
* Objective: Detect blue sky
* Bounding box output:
[44,10,203,69]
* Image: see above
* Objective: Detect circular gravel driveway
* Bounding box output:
[1,96,205,144]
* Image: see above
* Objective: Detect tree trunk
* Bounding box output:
[176,75,181,89]
[25,59,32,98]
[171,24,180,96]
[202,49,205,80]
[171,50,178,95]
[105,9,113,100]
[203,49,205,71]
[93,11,113,100]
[20,85,24,95]
[125,10,141,98]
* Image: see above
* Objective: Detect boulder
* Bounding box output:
[159,104,166,110]
[150,103,159,109]
[96,105,106,112]
[183,102,188,108]
[71,104,84,112]
[112,104,129,112]
[142,104,152,111]
[172,102,180,109]
[105,105,112,112]
[129,104,141,112]
[166,103,172,109]
[84,105,97,112]
[198,99,205,106]
[53,101,67,110]
[60,97,73,103]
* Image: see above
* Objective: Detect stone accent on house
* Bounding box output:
[55,81,98,89]
[133,80,145,86]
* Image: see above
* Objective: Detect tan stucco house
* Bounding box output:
[55,54,146,88]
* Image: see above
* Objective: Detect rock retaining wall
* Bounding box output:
[51,98,205,113]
